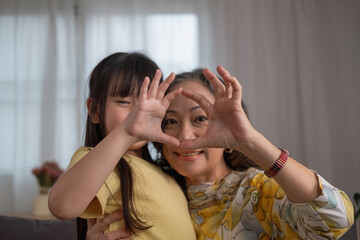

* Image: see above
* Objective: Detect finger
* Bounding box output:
[182,89,213,111]
[87,218,97,229]
[179,138,204,150]
[94,211,124,233]
[157,72,175,99]
[216,65,231,79]
[203,68,225,97]
[87,218,102,239]
[102,211,124,224]
[225,82,233,98]
[147,69,162,99]
[139,77,150,102]
[226,76,242,100]
[217,66,242,100]
[162,87,182,107]
[154,133,180,147]
[101,229,131,240]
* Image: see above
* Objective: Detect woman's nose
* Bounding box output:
[178,123,196,141]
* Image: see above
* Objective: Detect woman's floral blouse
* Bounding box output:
[187,168,354,240]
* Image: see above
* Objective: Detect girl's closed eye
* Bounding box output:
[113,97,131,104]
[117,100,131,104]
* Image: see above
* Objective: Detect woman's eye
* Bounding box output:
[195,116,208,122]
[163,118,177,127]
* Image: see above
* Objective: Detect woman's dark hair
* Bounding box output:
[154,68,260,192]
[78,52,158,239]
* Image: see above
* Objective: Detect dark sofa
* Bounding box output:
[0,215,77,240]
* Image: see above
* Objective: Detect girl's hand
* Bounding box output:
[123,69,182,146]
[86,211,130,240]
[179,66,255,151]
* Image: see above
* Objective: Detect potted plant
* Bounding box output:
[32,161,63,216]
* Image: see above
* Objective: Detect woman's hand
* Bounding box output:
[86,211,130,240]
[123,69,182,147]
[180,66,323,203]
[179,66,256,151]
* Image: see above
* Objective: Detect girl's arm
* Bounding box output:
[49,125,136,219]
[49,70,181,219]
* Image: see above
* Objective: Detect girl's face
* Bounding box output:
[162,80,231,185]
[105,93,147,156]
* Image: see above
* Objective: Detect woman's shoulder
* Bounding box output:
[237,168,284,196]
[238,167,264,182]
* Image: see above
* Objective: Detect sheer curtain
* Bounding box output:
[0,0,209,214]
[77,0,211,79]
[0,0,78,213]
[0,0,359,214]
[206,0,360,200]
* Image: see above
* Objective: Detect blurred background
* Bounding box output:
[0,0,359,217]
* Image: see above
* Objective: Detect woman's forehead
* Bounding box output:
[168,81,215,110]
[177,80,213,96]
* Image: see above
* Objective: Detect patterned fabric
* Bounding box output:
[187,168,354,240]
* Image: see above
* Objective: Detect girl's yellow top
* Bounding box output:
[68,147,196,240]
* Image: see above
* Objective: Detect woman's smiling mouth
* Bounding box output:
[175,151,203,161]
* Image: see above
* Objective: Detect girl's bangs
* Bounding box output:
[109,70,143,98]
[109,62,157,98]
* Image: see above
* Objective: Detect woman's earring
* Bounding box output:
[224,148,233,153]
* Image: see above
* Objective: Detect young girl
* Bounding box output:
[48,52,196,240]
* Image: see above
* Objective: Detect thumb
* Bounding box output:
[155,133,181,147]
[179,138,203,150]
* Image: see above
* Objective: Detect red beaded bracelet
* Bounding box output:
[264,149,289,178]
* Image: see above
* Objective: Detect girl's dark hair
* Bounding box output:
[154,68,260,192]
[78,52,159,239]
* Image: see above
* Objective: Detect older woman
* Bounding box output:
[157,66,354,240]
[87,67,354,240]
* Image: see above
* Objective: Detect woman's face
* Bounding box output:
[162,80,230,185]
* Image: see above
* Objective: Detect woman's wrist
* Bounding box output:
[234,130,282,171]
[233,128,263,154]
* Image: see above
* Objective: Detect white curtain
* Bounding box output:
[206,0,360,200]
[0,0,359,214]
[0,0,78,213]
